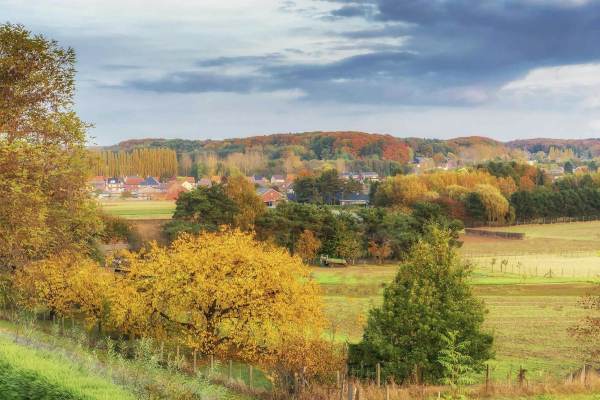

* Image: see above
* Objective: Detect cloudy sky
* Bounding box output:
[4,0,600,145]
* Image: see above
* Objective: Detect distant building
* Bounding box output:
[257,188,286,208]
[198,178,212,187]
[106,177,124,193]
[165,180,191,200]
[252,175,269,187]
[339,192,370,207]
[88,176,106,191]
[270,174,285,185]
[360,172,379,182]
[124,176,144,191]
[139,176,160,187]
[340,172,361,181]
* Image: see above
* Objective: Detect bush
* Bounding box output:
[100,214,141,249]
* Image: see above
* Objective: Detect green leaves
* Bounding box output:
[349,227,493,384]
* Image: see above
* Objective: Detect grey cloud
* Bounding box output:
[121,0,600,106]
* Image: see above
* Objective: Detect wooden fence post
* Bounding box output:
[518,366,526,387]
[385,383,390,400]
[210,354,214,374]
[581,363,586,386]
[193,350,197,372]
[229,360,233,382]
[485,364,490,393]
[376,362,381,387]
[347,381,354,400]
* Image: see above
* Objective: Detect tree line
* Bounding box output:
[369,162,600,226]
[91,148,178,178]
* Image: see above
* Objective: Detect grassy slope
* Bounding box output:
[313,221,600,382]
[0,321,251,400]
[0,335,136,400]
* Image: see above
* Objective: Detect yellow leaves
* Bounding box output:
[224,175,266,231]
[473,184,510,223]
[111,229,325,364]
[296,229,321,262]
[14,252,113,328]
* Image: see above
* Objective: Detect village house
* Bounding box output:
[140,176,160,187]
[360,172,379,182]
[340,172,361,181]
[270,174,285,185]
[180,177,196,191]
[123,176,144,192]
[544,166,565,181]
[106,177,124,193]
[252,175,269,187]
[198,177,212,187]
[88,176,106,191]
[257,187,286,208]
[339,192,370,207]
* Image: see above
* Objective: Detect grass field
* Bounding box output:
[313,220,600,383]
[0,333,136,400]
[99,199,175,219]
[460,220,600,257]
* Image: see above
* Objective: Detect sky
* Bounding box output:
[4,0,600,145]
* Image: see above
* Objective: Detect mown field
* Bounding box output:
[312,221,600,383]
[99,200,175,219]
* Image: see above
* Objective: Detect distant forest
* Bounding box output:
[91,131,600,178]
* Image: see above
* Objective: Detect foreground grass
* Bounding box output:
[0,320,251,400]
[0,334,136,400]
[99,200,175,219]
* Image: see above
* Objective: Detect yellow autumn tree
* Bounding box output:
[14,252,113,330]
[368,240,392,264]
[110,230,325,365]
[376,175,428,209]
[224,175,266,231]
[296,229,321,263]
[474,184,510,224]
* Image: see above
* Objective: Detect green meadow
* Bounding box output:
[312,221,600,383]
[99,200,176,219]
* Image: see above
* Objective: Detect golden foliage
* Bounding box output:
[110,230,325,363]
[14,252,113,328]
[368,240,392,264]
[377,170,505,209]
[224,175,266,231]
[0,25,102,270]
[296,229,321,262]
[474,184,510,223]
